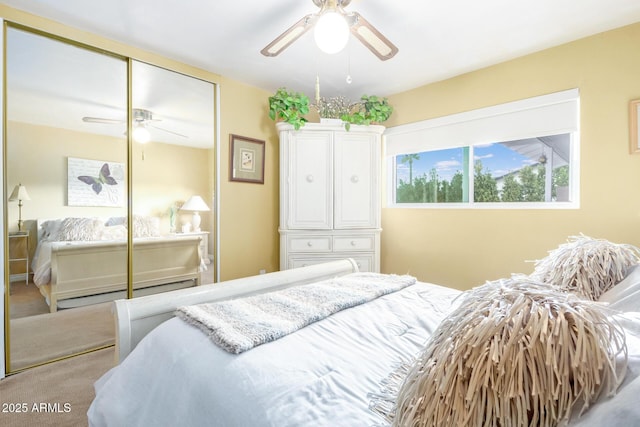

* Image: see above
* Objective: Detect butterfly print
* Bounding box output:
[77,163,118,195]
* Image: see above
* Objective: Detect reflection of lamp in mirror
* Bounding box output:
[9,183,31,231]
[180,195,210,232]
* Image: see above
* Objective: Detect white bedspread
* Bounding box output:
[87,281,640,427]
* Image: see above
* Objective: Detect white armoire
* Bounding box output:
[278,122,384,272]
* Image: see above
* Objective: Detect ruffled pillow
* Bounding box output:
[132,215,160,238]
[56,217,104,241]
[40,219,63,241]
[392,278,627,427]
[100,224,127,241]
[530,235,640,300]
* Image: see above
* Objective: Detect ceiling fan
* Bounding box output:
[261,0,398,61]
[82,108,188,140]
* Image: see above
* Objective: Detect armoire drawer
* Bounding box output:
[333,235,375,251]
[287,235,331,252]
[289,254,373,272]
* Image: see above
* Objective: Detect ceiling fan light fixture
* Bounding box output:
[132,124,151,144]
[314,11,349,54]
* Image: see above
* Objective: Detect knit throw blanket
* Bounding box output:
[176,272,416,354]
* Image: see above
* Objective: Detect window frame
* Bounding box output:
[385,90,580,210]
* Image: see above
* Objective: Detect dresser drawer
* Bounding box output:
[333,235,375,251]
[288,255,373,272]
[288,236,331,252]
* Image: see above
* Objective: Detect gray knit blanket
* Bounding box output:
[176,272,416,354]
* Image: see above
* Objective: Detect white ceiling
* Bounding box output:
[6,25,215,147]
[4,0,640,104]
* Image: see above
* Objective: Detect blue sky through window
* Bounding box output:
[396,143,533,183]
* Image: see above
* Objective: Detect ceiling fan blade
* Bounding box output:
[148,124,188,138]
[347,12,398,61]
[82,116,124,124]
[261,13,318,57]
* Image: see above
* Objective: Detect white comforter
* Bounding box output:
[87,281,640,427]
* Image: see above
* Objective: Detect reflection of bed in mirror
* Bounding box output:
[32,217,203,312]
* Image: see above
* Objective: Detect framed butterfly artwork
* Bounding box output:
[67,157,125,206]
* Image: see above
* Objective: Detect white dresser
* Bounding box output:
[278,122,383,272]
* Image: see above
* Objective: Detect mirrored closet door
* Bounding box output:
[5,25,128,372]
[4,25,217,374]
[129,60,215,297]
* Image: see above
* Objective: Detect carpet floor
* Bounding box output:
[0,347,115,427]
[9,302,115,371]
[9,281,49,319]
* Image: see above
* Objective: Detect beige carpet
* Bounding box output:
[9,303,115,371]
[8,282,49,319]
[0,347,115,427]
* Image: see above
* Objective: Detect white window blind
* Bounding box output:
[384,89,579,157]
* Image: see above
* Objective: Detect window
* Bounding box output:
[386,89,579,208]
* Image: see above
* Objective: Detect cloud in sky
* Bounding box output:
[436,160,461,170]
[474,153,494,161]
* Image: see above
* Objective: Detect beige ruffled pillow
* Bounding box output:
[530,235,640,300]
[56,217,104,241]
[131,215,160,238]
[392,278,627,427]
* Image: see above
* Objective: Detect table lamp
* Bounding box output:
[181,195,210,232]
[9,183,30,231]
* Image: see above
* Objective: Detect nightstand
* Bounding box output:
[176,231,210,265]
[9,231,29,285]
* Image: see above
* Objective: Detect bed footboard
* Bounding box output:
[114,258,359,363]
[46,237,202,312]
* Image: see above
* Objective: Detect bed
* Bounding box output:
[32,217,203,312]
[88,241,640,426]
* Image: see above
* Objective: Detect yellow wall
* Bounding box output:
[217,77,279,279]
[0,5,280,281]
[382,22,640,290]
[7,121,211,258]
[6,122,127,229]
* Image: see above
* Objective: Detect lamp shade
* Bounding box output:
[181,195,210,232]
[181,195,210,212]
[9,184,30,201]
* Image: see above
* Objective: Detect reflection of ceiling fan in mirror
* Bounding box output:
[82,108,188,143]
[261,0,398,60]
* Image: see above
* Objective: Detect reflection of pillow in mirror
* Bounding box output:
[530,235,640,300]
[41,219,63,241]
[100,224,127,241]
[132,215,160,238]
[105,216,126,227]
[57,217,104,241]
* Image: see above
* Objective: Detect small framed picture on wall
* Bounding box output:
[630,99,640,154]
[229,134,265,184]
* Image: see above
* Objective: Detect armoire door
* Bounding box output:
[286,131,333,229]
[334,131,380,229]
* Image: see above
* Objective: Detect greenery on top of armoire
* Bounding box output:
[268,88,310,130]
[268,88,392,130]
